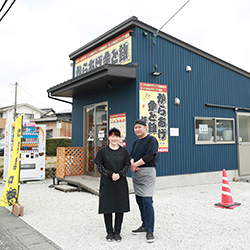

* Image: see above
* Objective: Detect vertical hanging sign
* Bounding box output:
[109,113,127,147]
[139,82,168,152]
[0,115,22,206]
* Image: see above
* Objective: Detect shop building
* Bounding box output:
[48,16,250,188]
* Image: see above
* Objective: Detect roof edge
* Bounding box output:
[69,16,137,60]
[0,103,45,113]
[134,19,250,78]
[47,64,137,94]
[68,16,249,78]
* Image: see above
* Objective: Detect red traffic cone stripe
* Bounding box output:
[215,169,241,209]
[221,176,232,196]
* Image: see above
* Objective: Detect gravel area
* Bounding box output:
[0,178,250,250]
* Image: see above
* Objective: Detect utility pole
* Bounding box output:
[13,82,18,120]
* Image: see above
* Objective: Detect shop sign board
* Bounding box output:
[139,82,168,152]
[75,30,132,77]
[109,113,127,147]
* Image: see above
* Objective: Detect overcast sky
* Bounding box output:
[1,0,249,112]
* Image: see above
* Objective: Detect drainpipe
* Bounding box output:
[48,92,73,105]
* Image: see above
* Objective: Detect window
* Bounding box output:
[46,129,53,138]
[24,113,34,120]
[195,117,235,144]
[238,116,250,142]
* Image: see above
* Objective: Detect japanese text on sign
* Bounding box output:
[109,113,126,147]
[75,31,132,77]
[139,82,168,152]
[0,116,22,207]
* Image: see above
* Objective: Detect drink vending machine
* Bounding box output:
[4,122,46,181]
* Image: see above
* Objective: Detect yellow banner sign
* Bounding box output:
[0,115,22,206]
[139,82,168,152]
[75,30,132,77]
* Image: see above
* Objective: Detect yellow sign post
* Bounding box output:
[0,115,22,207]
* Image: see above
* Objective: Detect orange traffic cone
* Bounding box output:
[215,169,241,209]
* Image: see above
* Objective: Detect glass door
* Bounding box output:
[84,102,108,176]
[237,112,250,176]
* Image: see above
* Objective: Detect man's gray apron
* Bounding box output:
[132,167,156,197]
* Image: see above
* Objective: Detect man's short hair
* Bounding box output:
[134,119,147,127]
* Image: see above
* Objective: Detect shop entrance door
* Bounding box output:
[237,112,250,176]
[84,102,108,176]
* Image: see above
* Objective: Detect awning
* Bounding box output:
[47,64,137,97]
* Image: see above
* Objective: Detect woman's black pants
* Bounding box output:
[104,213,124,234]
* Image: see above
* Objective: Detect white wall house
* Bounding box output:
[0,103,45,137]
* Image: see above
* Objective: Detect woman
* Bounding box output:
[94,127,130,242]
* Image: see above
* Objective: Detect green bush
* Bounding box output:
[46,138,72,156]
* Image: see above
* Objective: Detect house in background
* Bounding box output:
[30,109,72,138]
[0,103,45,138]
[0,104,72,139]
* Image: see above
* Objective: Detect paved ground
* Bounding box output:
[1,156,61,249]
[0,206,62,250]
[1,178,250,250]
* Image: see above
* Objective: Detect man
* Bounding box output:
[130,119,158,243]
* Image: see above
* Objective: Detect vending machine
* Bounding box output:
[4,122,46,181]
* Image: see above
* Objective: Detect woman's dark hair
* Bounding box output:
[108,127,121,137]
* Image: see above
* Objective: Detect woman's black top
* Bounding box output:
[94,146,130,214]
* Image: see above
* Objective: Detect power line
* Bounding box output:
[0,0,8,12]
[18,84,49,107]
[0,0,16,22]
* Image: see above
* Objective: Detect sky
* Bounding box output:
[1,0,249,112]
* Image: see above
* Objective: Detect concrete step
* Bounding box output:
[54,184,78,192]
